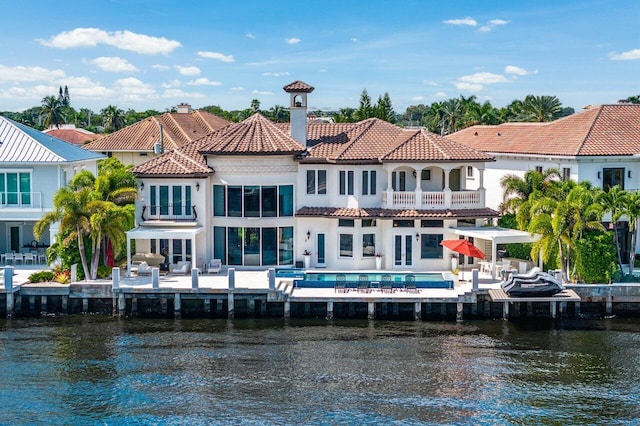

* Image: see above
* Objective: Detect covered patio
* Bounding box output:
[450,227,541,279]
[125,226,204,277]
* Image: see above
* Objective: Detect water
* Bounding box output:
[304,272,444,282]
[1,317,640,425]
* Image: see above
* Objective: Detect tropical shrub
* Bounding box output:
[574,231,617,283]
[28,270,55,283]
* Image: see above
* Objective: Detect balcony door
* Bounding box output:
[394,234,413,267]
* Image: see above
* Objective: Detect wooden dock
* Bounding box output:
[488,288,581,319]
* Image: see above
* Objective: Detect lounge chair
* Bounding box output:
[335,273,347,293]
[357,274,371,293]
[208,259,222,274]
[170,261,191,275]
[137,261,152,275]
[404,274,418,293]
[381,274,394,293]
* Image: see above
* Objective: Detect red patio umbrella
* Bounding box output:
[440,239,485,279]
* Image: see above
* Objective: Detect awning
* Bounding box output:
[449,227,540,279]
[126,226,204,240]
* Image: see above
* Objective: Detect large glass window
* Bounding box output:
[339,170,354,195]
[261,186,277,217]
[150,185,157,215]
[262,228,277,265]
[19,173,30,205]
[214,227,226,263]
[362,234,375,257]
[392,171,406,191]
[421,234,444,259]
[228,186,242,217]
[159,186,169,215]
[318,170,327,194]
[339,234,353,257]
[279,227,294,265]
[244,227,260,266]
[228,227,243,265]
[244,186,260,217]
[172,186,182,215]
[362,170,376,195]
[0,174,4,205]
[279,185,293,216]
[214,185,226,216]
[306,170,326,195]
[6,173,17,205]
[306,170,316,194]
[603,168,625,191]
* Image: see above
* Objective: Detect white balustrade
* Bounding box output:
[451,190,480,206]
[392,191,415,206]
[421,191,445,207]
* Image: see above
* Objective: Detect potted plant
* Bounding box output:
[302,250,312,269]
[375,253,383,270]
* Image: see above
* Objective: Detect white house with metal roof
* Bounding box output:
[0,116,104,257]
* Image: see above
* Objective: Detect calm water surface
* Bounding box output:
[1,316,639,425]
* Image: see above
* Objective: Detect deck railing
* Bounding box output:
[142,204,197,221]
[0,192,43,209]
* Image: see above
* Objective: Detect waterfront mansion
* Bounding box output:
[125,81,498,272]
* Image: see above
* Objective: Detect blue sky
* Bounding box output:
[1,0,638,114]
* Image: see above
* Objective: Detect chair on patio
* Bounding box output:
[169,261,191,275]
[136,261,152,275]
[334,273,347,293]
[357,274,371,293]
[404,274,418,293]
[23,252,34,265]
[13,253,23,265]
[2,253,12,265]
[208,259,222,274]
[381,274,394,293]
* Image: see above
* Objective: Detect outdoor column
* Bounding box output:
[443,168,452,208]
[152,268,160,289]
[126,234,132,277]
[191,268,199,289]
[472,269,479,292]
[384,167,394,208]
[492,240,498,280]
[414,168,422,208]
[268,268,275,291]
[478,169,485,207]
[112,267,120,290]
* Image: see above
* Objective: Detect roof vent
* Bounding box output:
[474,131,478,136]
[497,132,501,136]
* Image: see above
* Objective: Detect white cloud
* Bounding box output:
[89,56,137,72]
[411,96,424,101]
[422,80,439,86]
[262,72,290,77]
[351,38,359,42]
[230,86,245,91]
[197,51,235,62]
[318,69,327,73]
[285,37,301,44]
[161,80,182,89]
[504,65,538,76]
[478,19,510,32]
[0,65,66,82]
[187,78,222,86]
[246,33,256,39]
[434,92,448,99]
[443,17,477,26]
[251,89,274,95]
[455,72,510,90]
[112,77,156,101]
[152,64,171,71]
[175,65,201,76]
[610,49,640,60]
[39,27,181,55]
[161,89,205,99]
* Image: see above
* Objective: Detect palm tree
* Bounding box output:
[41,95,66,128]
[622,191,640,275]
[597,185,627,272]
[438,98,464,135]
[499,168,561,215]
[518,95,562,122]
[101,105,126,133]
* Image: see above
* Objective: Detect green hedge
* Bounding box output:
[574,231,617,283]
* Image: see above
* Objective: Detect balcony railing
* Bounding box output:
[0,192,43,209]
[384,189,483,209]
[141,204,197,222]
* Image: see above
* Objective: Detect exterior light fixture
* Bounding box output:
[306,231,311,241]
[597,171,602,179]
[139,181,144,190]
[196,182,200,191]
[416,232,420,241]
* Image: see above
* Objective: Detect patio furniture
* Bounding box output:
[357,274,371,293]
[208,259,222,274]
[404,274,418,293]
[381,274,394,293]
[1,253,11,265]
[23,252,34,265]
[169,261,191,275]
[335,273,347,293]
[136,261,152,275]
[13,253,23,265]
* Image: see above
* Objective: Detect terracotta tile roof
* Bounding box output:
[296,206,499,219]
[42,128,99,145]
[298,118,492,163]
[447,104,640,157]
[283,80,315,93]
[131,148,212,177]
[198,113,306,155]
[84,110,230,152]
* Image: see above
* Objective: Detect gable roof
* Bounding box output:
[296,118,492,163]
[84,110,230,152]
[0,115,103,163]
[283,80,315,93]
[43,126,100,145]
[447,104,640,157]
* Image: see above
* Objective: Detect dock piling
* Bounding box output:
[174,293,181,319]
[284,301,290,318]
[367,302,375,320]
[228,268,235,289]
[152,268,159,289]
[82,298,88,313]
[268,268,275,291]
[204,298,211,314]
[4,266,14,318]
[191,269,199,289]
[503,301,509,320]
[550,301,557,319]
[228,293,235,319]
[414,302,421,321]
[326,301,333,320]
[118,293,126,316]
[456,302,464,322]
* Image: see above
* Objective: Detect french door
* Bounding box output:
[394,234,413,267]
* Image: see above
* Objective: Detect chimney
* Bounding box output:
[177,103,192,114]
[283,80,314,146]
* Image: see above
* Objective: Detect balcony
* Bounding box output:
[382,189,483,209]
[141,204,198,224]
[0,192,43,209]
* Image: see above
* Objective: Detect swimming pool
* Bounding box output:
[295,272,454,289]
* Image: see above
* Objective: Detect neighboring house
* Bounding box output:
[83,103,230,167]
[0,115,104,255]
[126,81,498,273]
[448,104,640,258]
[447,104,640,212]
[43,124,100,146]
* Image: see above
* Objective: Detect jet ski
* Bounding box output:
[501,267,565,297]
